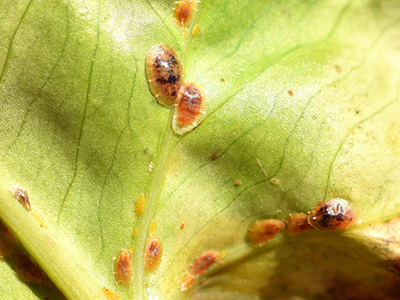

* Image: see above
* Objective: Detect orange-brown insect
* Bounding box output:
[14,251,49,285]
[181,222,185,229]
[288,90,294,96]
[102,287,120,300]
[146,44,183,108]
[9,185,31,210]
[144,236,162,271]
[308,199,360,230]
[173,81,207,135]
[285,213,313,235]
[190,250,219,276]
[179,273,195,291]
[247,219,285,246]
[235,180,242,185]
[175,0,197,28]
[114,250,133,285]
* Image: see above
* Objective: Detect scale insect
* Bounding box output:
[308,198,361,230]
[247,219,285,246]
[173,81,208,135]
[146,44,183,108]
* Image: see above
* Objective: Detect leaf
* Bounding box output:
[0,0,400,299]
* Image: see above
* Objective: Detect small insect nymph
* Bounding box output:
[308,198,361,230]
[179,273,195,291]
[190,250,219,276]
[247,219,285,246]
[285,212,313,235]
[146,44,183,107]
[173,81,207,135]
[102,287,120,300]
[9,185,30,210]
[144,235,162,271]
[174,0,197,28]
[114,249,133,285]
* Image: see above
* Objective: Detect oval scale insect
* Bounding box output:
[247,219,285,246]
[146,44,183,108]
[175,0,198,28]
[190,250,219,276]
[173,81,208,135]
[308,198,361,230]
[285,212,313,235]
[144,235,162,271]
[114,249,133,285]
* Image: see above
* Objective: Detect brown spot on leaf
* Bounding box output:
[0,239,14,259]
[15,251,49,285]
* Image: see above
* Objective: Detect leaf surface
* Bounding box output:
[0,0,400,299]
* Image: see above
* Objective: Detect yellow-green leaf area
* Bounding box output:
[0,0,399,299]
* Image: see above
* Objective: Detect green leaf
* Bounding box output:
[0,0,399,299]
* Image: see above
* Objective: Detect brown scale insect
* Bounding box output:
[146,44,183,108]
[144,235,162,271]
[114,249,133,285]
[102,287,120,300]
[175,0,197,28]
[190,250,219,276]
[308,198,361,230]
[9,185,31,210]
[173,81,207,135]
[285,212,313,235]
[247,219,285,246]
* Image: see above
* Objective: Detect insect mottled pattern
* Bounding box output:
[247,219,285,246]
[9,185,30,210]
[175,0,197,28]
[190,250,219,276]
[146,44,183,107]
[308,199,361,230]
[173,81,207,135]
[114,250,133,285]
[144,235,162,271]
